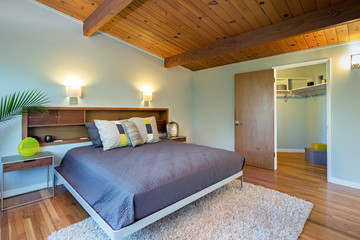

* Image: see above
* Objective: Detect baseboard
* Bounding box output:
[277,148,305,153]
[328,177,360,190]
[0,178,63,198]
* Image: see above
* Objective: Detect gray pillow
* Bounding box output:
[129,116,160,143]
[84,122,103,148]
[122,120,144,147]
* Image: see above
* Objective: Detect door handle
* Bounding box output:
[235,121,239,126]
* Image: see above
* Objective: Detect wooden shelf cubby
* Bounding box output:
[22,107,169,146]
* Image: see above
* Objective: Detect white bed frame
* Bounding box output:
[54,170,243,239]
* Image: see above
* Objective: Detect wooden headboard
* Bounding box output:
[22,107,168,146]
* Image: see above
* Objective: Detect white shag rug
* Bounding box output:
[48,182,313,240]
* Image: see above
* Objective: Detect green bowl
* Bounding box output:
[18,137,39,157]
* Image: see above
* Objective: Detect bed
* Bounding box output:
[55,139,245,239]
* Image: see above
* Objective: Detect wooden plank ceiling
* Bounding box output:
[37,0,360,71]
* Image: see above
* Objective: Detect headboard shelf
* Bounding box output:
[39,138,91,146]
[28,123,85,128]
[23,107,169,146]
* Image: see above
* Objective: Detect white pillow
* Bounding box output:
[94,120,131,151]
[129,116,160,143]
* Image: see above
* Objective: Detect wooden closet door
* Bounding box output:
[234,69,275,170]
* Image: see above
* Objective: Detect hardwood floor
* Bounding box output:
[245,153,360,240]
[1,152,360,239]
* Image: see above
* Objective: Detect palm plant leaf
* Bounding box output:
[0,89,50,123]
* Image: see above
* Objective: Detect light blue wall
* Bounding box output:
[306,95,327,147]
[276,98,307,150]
[193,42,360,188]
[276,96,327,150]
[0,0,193,196]
[277,64,327,81]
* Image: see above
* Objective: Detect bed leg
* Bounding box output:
[54,174,57,187]
[240,174,243,190]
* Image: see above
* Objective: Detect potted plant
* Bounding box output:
[0,89,50,156]
[0,89,49,124]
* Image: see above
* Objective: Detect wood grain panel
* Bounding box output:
[234,69,274,170]
[277,39,293,53]
[36,0,102,21]
[28,110,58,126]
[303,33,319,47]
[266,42,285,55]
[150,0,220,41]
[101,21,174,57]
[299,0,317,13]
[83,0,135,37]
[35,0,360,71]
[270,0,293,20]
[192,0,243,36]
[58,110,84,124]
[165,1,360,68]
[324,27,339,44]
[228,0,263,28]
[255,0,282,24]
[315,0,331,9]
[178,0,237,37]
[28,125,89,143]
[85,109,162,121]
[313,30,328,46]
[22,114,28,140]
[242,0,272,26]
[331,0,346,4]
[336,24,350,42]
[214,0,254,32]
[348,21,360,40]
[284,37,301,51]
[253,44,269,58]
[3,157,52,173]
[160,136,186,143]
[108,15,186,53]
[285,0,305,17]
[119,2,201,49]
[294,35,309,50]
[135,0,209,45]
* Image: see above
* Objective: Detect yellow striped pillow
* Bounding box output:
[94,120,131,151]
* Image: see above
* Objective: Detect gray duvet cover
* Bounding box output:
[56,140,245,230]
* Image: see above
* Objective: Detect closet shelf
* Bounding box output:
[277,83,326,97]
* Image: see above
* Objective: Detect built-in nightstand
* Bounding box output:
[161,136,187,142]
[1,151,54,211]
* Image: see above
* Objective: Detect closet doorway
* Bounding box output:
[274,59,331,178]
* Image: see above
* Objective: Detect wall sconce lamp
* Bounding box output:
[143,91,152,107]
[351,54,360,69]
[65,76,83,105]
[140,86,152,107]
[66,85,82,105]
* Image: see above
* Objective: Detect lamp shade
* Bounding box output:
[67,85,82,97]
[143,92,152,101]
[351,54,360,69]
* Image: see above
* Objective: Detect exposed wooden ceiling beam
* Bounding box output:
[83,0,134,37]
[164,0,360,68]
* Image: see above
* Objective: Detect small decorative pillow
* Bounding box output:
[94,120,131,151]
[122,120,144,147]
[129,116,160,143]
[84,122,103,148]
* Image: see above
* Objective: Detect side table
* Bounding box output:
[1,151,54,211]
[161,136,187,142]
